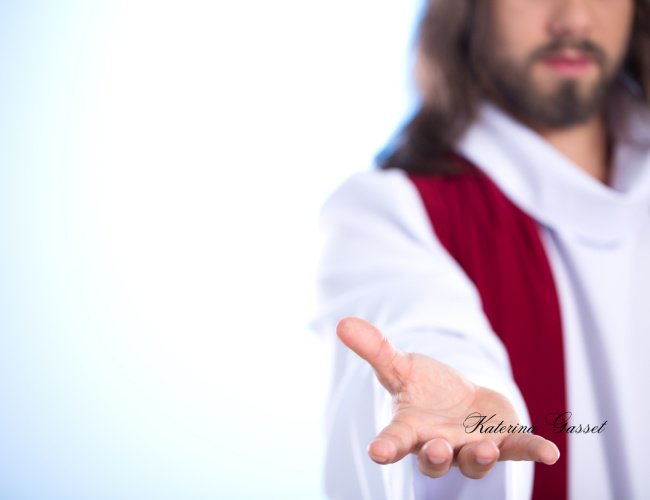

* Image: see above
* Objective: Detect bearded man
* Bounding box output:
[310,0,650,499]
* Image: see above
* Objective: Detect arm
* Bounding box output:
[310,168,557,500]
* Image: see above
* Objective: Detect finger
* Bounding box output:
[368,417,418,464]
[498,434,560,465]
[456,440,500,479]
[417,438,454,478]
[336,317,408,393]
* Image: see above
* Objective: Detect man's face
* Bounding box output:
[480,0,635,129]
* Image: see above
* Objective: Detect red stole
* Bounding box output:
[407,154,567,500]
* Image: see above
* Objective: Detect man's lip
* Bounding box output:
[540,52,595,76]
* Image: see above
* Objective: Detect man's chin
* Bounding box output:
[532,69,601,95]
[533,76,605,105]
[506,83,604,129]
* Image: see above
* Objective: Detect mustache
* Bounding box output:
[529,38,607,66]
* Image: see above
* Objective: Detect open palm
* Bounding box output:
[337,317,559,479]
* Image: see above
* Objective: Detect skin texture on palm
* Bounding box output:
[336,317,560,480]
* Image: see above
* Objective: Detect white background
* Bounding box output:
[0,1,420,498]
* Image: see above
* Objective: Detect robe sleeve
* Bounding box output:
[309,168,535,500]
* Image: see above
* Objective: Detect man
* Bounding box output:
[311,0,650,499]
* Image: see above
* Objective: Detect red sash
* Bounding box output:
[407,154,567,500]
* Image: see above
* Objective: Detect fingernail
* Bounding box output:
[475,456,493,466]
[427,455,447,465]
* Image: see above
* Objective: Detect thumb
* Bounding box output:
[336,317,408,393]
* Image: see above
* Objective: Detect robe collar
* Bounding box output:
[455,84,650,246]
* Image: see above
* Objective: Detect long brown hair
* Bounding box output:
[378,0,650,175]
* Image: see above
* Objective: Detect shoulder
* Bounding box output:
[320,168,437,244]
[322,168,418,217]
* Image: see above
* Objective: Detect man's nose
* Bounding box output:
[548,0,593,40]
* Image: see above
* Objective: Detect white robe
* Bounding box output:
[310,87,650,500]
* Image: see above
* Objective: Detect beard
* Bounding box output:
[477,38,619,129]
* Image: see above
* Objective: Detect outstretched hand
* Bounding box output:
[337,317,559,479]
